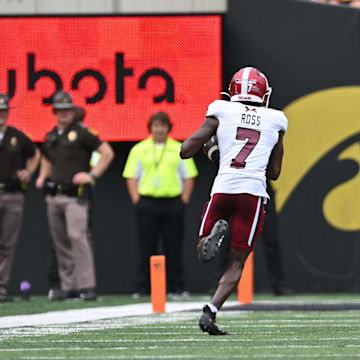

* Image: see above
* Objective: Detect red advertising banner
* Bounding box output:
[0,16,222,142]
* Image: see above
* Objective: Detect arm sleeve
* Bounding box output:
[122,146,141,179]
[177,158,198,179]
[82,128,102,151]
[20,132,36,158]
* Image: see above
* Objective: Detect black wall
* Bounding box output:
[223,0,360,109]
[225,0,360,293]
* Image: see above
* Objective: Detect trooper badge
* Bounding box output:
[68,131,77,142]
[10,136,17,147]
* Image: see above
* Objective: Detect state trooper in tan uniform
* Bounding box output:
[47,105,99,300]
[0,93,40,301]
[36,91,114,300]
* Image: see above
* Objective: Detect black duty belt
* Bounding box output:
[140,195,181,201]
[44,181,90,198]
[0,181,26,193]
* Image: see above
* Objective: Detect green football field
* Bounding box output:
[1,294,360,360]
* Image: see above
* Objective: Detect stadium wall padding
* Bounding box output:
[7,1,360,294]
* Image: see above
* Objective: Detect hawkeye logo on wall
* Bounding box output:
[274,87,360,284]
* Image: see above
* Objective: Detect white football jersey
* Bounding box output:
[206,100,288,198]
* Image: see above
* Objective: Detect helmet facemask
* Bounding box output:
[262,86,272,108]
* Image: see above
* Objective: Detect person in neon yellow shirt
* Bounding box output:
[123,112,198,297]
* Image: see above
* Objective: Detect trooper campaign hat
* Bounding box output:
[52,91,74,110]
[0,94,11,110]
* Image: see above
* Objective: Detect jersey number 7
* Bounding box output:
[231,127,260,169]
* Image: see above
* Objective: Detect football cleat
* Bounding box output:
[198,219,228,263]
[199,305,229,335]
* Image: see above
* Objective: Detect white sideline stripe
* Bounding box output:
[0,301,238,329]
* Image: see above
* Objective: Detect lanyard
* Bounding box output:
[152,139,167,169]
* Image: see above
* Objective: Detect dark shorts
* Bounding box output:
[199,193,265,251]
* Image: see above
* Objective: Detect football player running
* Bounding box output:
[180,67,288,335]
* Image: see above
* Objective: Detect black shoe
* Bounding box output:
[132,290,150,299]
[68,290,81,299]
[273,286,294,296]
[48,288,78,301]
[48,287,66,301]
[0,294,14,302]
[167,291,191,300]
[78,288,97,301]
[199,305,229,335]
[198,220,228,263]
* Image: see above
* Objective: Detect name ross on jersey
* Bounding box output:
[241,113,261,126]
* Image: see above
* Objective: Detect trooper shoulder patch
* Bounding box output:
[87,128,98,136]
[24,132,33,140]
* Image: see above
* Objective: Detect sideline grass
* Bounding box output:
[1,308,360,360]
[2,293,360,317]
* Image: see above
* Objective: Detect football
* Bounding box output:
[203,135,220,164]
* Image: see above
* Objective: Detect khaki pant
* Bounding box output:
[46,195,96,291]
[0,192,24,295]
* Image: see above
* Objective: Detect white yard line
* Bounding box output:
[0,301,239,329]
[2,300,359,330]
[18,355,360,359]
[225,319,360,323]
[250,300,360,304]
[0,345,335,351]
[18,337,360,343]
